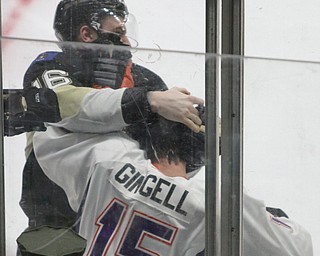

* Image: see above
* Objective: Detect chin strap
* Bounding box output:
[94,31,125,45]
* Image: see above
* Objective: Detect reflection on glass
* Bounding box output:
[3,34,205,255]
[243,57,318,255]
[1,1,318,254]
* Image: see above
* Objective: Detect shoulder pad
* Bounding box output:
[32,51,60,64]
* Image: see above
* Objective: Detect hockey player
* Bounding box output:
[32,114,313,256]
[33,115,206,256]
[18,0,204,231]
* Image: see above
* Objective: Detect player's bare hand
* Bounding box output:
[147,87,204,132]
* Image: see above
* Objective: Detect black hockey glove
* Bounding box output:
[92,48,132,89]
[4,111,46,136]
[92,57,129,88]
[3,88,61,136]
[71,45,132,89]
[22,87,61,123]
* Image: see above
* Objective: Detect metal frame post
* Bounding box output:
[0,0,6,254]
[205,0,220,256]
[206,0,244,255]
[220,0,244,255]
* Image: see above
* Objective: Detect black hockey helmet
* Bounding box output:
[54,0,129,41]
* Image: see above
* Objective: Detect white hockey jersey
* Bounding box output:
[33,93,313,256]
[34,126,313,256]
[34,128,205,256]
[243,193,313,256]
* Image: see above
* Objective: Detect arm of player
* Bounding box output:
[52,85,127,133]
[3,86,127,135]
[54,86,204,133]
[243,192,313,256]
[4,86,204,135]
[20,51,204,134]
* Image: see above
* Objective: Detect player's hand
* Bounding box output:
[147,87,204,132]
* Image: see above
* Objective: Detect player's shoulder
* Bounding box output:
[131,63,168,90]
[25,51,62,75]
[94,132,144,161]
[32,51,61,63]
[27,51,66,69]
[132,63,165,81]
[23,50,72,88]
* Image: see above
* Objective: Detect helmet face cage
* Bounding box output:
[54,0,129,41]
[90,3,128,31]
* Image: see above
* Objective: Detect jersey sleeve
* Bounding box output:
[53,85,127,133]
[243,192,313,256]
[22,52,166,133]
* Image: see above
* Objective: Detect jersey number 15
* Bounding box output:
[87,198,179,256]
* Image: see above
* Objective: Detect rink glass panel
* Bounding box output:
[2,38,206,255]
[207,55,319,255]
[243,56,320,255]
[3,37,320,254]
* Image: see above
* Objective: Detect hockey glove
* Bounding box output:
[3,88,61,136]
[92,47,132,89]
[22,87,61,123]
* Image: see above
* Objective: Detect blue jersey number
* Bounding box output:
[88,198,178,256]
